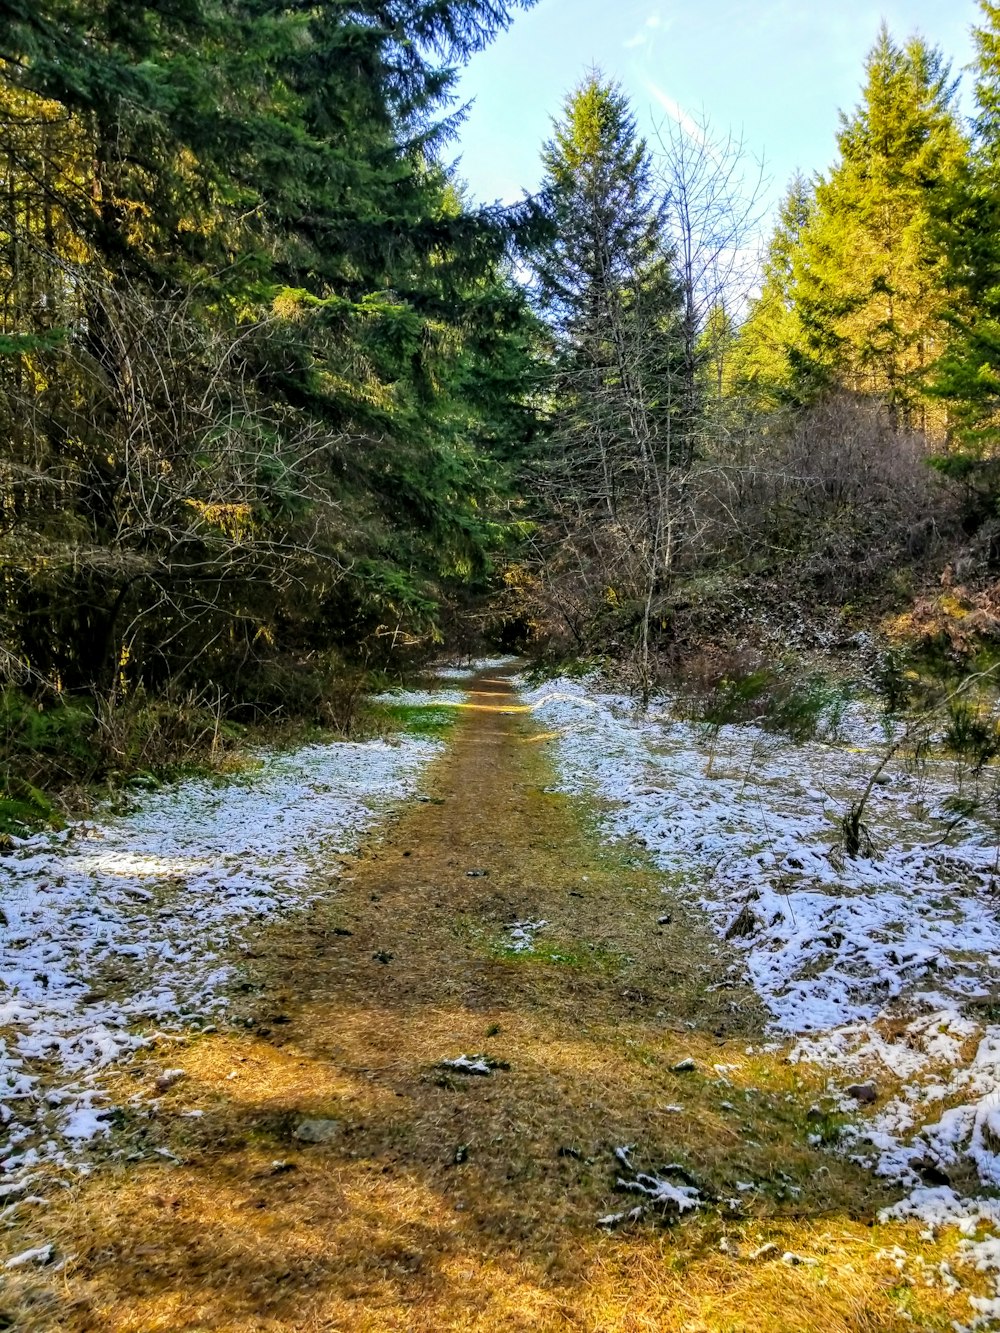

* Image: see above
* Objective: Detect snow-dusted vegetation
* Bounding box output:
[0,728,442,1189]
[524,675,1000,1330]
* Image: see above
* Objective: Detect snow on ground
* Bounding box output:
[430,656,519,681]
[520,675,1000,1330]
[0,721,443,1189]
[506,919,548,952]
[371,688,468,708]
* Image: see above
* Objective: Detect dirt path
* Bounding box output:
[5,670,969,1332]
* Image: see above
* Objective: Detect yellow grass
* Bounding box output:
[1,672,992,1331]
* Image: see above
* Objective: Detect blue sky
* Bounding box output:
[450,0,981,214]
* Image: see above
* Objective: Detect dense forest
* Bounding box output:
[6,0,1000,804]
[8,10,1000,1327]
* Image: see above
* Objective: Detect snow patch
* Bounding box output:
[506,920,548,952]
[0,716,443,1187]
[520,674,1000,1326]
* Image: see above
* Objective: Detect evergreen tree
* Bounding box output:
[790,27,966,426]
[0,0,541,694]
[531,74,679,513]
[931,1,1000,451]
[731,173,814,408]
[528,73,682,698]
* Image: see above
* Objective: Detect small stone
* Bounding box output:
[671,1058,697,1073]
[154,1069,186,1093]
[293,1118,341,1144]
[846,1082,878,1105]
[658,914,672,925]
[750,1242,779,1262]
[782,1251,818,1266]
[466,869,488,878]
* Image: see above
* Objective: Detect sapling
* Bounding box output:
[841,663,1000,857]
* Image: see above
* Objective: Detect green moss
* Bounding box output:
[375,701,460,739]
[492,937,623,972]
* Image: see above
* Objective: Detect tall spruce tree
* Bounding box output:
[789,27,966,426]
[528,73,681,698]
[0,0,541,693]
[532,73,678,512]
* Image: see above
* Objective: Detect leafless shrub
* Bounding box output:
[0,269,352,699]
[692,392,956,595]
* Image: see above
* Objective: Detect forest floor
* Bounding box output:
[2,665,1000,1331]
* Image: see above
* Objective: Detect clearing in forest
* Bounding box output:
[2,667,999,1331]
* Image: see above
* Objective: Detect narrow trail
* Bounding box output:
[6,671,961,1331]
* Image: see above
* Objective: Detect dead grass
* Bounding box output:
[0,672,990,1331]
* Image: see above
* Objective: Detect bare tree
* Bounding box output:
[652,109,768,467]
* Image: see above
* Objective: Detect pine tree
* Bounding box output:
[789,27,966,426]
[528,72,681,698]
[0,0,542,691]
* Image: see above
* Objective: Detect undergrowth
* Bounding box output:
[0,663,403,836]
[680,666,855,742]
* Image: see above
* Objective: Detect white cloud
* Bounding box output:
[624,10,664,50]
[642,80,712,149]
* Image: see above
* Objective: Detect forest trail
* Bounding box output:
[4,670,977,1332]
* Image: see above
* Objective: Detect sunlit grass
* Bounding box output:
[1,674,993,1332]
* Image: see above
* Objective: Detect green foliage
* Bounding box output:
[942,698,1000,769]
[376,702,459,739]
[530,72,680,470]
[929,2,1000,446]
[491,936,622,972]
[786,27,966,421]
[730,24,969,430]
[693,668,853,742]
[0,689,96,766]
[0,0,541,721]
[0,777,58,836]
[875,649,914,715]
[731,175,813,408]
[534,74,667,334]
